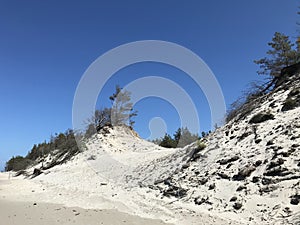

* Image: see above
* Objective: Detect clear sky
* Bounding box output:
[0,0,298,170]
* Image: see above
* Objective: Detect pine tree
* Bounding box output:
[177,127,199,148]
[173,128,181,145]
[109,85,137,127]
[254,32,299,78]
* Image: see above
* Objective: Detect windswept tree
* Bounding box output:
[109,85,137,127]
[85,107,111,138]
[95,108,111,129]
[84,85,137,136]
[254,32,299,79]
[226,10,300,123]
[5,156,33,171]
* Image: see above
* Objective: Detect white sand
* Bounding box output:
[0,173,171,225]
[0,126,238,225]
[0,200,170,225]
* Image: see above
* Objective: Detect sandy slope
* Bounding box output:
[2,110,298,224]
[138,79,300,224]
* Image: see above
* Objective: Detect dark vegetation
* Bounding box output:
[281,87,300,111]
[5,129,79,171]
[5,156,33,172]
[249,112,274,124]
[153,127,206,148]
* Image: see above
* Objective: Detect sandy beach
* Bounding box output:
[0,200,169,225]
[0,173,172,225]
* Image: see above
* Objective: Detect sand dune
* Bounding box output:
[2,73,299,225]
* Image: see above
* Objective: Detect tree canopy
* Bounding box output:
[6,129,79,171]
[254,32,299,78]
[109,85,137,127]
[158,127,199,148]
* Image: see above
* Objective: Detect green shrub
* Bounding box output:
[281,87,300,112]
[196,140,206,151]
[281,98,297,111]
[289,88,300,97]
[249,112,274,124]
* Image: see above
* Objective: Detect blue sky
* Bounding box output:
[0,0,298,170]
